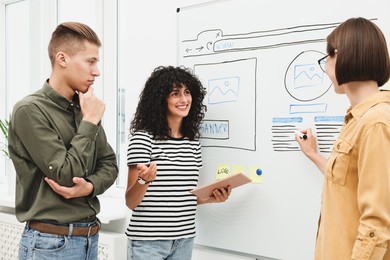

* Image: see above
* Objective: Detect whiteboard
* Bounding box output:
[177,1,390,259]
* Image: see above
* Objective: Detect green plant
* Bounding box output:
[0,118,10,159]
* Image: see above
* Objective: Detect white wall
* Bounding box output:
[124,0,202,121]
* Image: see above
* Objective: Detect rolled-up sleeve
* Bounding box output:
[353,122,390,259]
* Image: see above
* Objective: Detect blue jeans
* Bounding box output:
[18,219,100,260]
[127,238,194,260]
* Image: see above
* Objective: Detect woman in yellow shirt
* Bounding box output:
[296,17,390,259]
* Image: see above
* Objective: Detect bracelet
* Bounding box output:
[137,177,151,185]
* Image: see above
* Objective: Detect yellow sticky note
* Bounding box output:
[249,166,263,184]
[216,164,230,179]
[232,164,245,175]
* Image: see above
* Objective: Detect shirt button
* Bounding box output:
[337,144,340,149]
[369,232,375,237]
[49,165,53,170]
[70,103,74,106]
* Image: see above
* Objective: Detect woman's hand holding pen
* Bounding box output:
[295,128,327,174]
[295,128,318,158]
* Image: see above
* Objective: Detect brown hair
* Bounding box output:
[48,22,101,67]
[326,17,390,86]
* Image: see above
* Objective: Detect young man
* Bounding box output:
[8,22,118,259]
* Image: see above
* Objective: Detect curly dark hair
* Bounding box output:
[130,66,207,140]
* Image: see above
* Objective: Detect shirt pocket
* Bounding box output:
[325,138,353,185]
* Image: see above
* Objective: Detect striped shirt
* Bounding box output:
[126,131,202,240]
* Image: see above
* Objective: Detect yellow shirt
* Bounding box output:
[316,91,390,260]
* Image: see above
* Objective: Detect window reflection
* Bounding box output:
[117,0,130,188]
[2,0,30,187]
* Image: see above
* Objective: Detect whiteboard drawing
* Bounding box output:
[181,23,340,57]
[178,2,386,258]
[285,50,333,102]
[208,76,239,104]
[182,29,223,57]
[200,120,229,139]
[294,63,324,88]
[315,116,344,153]
[183,24,344,154]
[271,115,343,153]
[271,117,302,152]
[195,58,257,151]
[289,103,327,114]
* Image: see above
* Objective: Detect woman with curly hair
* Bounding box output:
[125,66,231,260]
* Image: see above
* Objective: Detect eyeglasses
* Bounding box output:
[317,54,330,73]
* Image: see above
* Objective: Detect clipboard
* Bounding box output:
[190,173,252,199]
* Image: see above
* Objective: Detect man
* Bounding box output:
[8,22,118,259]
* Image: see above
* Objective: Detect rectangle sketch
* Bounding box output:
[195,58,257,151]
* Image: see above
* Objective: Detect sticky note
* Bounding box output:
[216,164,230,179]
[232,164,245,175]
[249,166,263,184]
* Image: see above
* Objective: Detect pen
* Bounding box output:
[298,133,307,140]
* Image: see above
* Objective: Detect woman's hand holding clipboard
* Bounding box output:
[190,173,252,199]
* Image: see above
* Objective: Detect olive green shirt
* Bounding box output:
[8,81,118,224]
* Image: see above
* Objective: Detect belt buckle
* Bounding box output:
[87,220,101,236]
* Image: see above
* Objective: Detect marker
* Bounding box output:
[298,133,307,140]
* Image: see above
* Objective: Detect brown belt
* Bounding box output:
[28,220,100,236]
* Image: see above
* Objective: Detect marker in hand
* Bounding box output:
[297,132,307,140]
[295,130,307,140]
